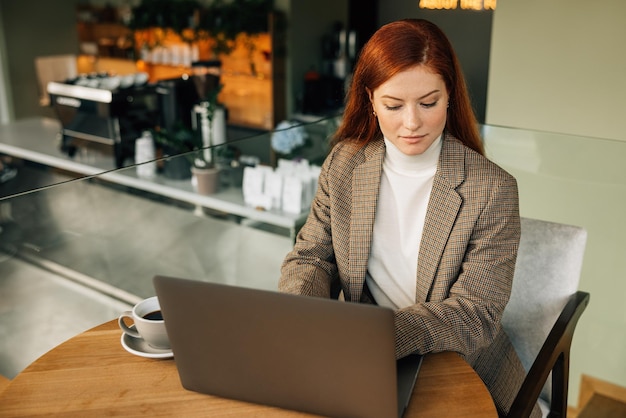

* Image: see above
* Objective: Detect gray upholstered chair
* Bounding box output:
[502,217,590,418]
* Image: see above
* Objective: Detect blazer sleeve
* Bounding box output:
[394,168,521,359]
[278,146,339,297]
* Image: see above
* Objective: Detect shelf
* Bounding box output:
[75,9,284,131]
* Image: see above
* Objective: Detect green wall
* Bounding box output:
[487,0,626,143]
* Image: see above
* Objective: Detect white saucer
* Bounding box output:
[120,326,173,359]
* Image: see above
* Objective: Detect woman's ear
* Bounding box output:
[365,87,373,104]
[365,87,376,116]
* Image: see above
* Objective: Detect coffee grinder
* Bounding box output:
[191,60,226,166]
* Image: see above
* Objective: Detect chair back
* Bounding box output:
[502,217,587,411]
[34,54,77,106]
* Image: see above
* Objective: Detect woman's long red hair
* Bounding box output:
[332,19,484,156]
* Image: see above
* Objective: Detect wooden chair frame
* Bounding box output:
[507,291,590,418]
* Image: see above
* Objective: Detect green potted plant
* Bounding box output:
[153,122,199,180]
[128,0,274,59]
[153,121,218,194]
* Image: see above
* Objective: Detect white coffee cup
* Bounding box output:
[118,296,170,349]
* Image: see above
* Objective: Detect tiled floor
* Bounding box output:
[0,163,135,379]
[0,256,132,379]
[0,162,293,379]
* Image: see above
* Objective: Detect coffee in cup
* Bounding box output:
[118,296,170,349]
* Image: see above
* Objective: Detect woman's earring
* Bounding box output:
[372,110,377,117]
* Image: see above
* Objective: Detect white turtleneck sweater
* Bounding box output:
[365,135,442,310]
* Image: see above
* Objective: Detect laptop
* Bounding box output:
[153,275,423,418]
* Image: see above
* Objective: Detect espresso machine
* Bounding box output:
[48,69,223,169]
[47,72,160,168]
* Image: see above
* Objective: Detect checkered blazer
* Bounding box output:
[279,134,540,416]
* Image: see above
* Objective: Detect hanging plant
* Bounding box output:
[127,0,274,58]
[128,0,200,34]
[197,0,273,55]
[232,0,273,35]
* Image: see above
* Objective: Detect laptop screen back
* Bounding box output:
[153,275,399,418]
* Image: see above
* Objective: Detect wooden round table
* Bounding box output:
[0,320,497,417]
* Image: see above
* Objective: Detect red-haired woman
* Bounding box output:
[279,19,539,417]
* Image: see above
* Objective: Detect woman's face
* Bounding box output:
[369,65,449,156]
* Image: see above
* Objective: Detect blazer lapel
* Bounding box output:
[348,141,384,302]
[415,135,465,303]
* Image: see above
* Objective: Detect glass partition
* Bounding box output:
[0,114,341,305]
[2,120,624,305]
[2,119,623,306]
[0,114,340,200]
